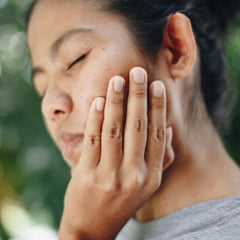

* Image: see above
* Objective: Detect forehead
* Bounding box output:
[28,0,98,46]
[27,0,128,60]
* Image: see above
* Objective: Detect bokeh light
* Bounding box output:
[0,0,8,9]
[0,200,58,240]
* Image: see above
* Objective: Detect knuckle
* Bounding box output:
[124,169,144,191]
[87,133,101,146]
[146,177,161,192]
[132,86,146,98]
[79,172,120,194]
[156,125,165,142]
[108,122,122,140]
[151,97,164,109]
[124,178,137,192]
[148,124,165,143]
[133,118,147,133]
[75,173,95,191]
[101,172,120,193]
[110,95,123,106]
[144,170,161,192]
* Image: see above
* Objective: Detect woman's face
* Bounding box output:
[28,0,154,168]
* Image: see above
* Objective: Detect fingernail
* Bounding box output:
[167,127,173,149]
[96,97,105,112]
[132,67,145,83]
[113,76,124,93]
[153,81,164,98]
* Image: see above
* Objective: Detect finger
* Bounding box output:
[123,67,148,166]
[163,127,175,171]
[79,97,105,170]
[146,81,167,171]
[100,76,125,170]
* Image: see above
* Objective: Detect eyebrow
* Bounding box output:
[51,27,93,59]
[32,27,93,80]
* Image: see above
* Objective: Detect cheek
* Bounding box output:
[70,72,109,124]
[91,42,143,79]
[72,68,110,102]
[69,46,146,123]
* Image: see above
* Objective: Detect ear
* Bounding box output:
[162,13,196,80]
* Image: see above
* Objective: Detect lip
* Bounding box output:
[59,132,84,164]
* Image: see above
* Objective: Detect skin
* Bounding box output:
[28,0,240,239]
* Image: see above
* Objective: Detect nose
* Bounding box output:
[41,88,73,121]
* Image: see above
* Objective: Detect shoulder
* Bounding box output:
[176,196,240,240]
[116,196,240,240]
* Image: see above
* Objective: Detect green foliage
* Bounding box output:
[223,26,240,163]
[0,1,70,238]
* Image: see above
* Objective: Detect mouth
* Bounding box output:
[59,132,84,165]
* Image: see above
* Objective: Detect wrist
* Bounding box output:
[59,212,117,240]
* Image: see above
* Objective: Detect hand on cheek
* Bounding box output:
[59,67,175,240]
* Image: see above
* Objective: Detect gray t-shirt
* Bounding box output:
[116,196,240,240]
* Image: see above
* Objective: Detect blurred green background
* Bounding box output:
[0,1,239,239]
[0,1,70,239]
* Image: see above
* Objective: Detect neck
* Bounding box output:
[135,117,240,222]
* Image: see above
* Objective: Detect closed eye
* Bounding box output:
[68,54,87,70]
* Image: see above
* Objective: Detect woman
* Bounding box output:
[26,0,240,239]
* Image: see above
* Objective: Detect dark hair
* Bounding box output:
[26,0,240,128]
